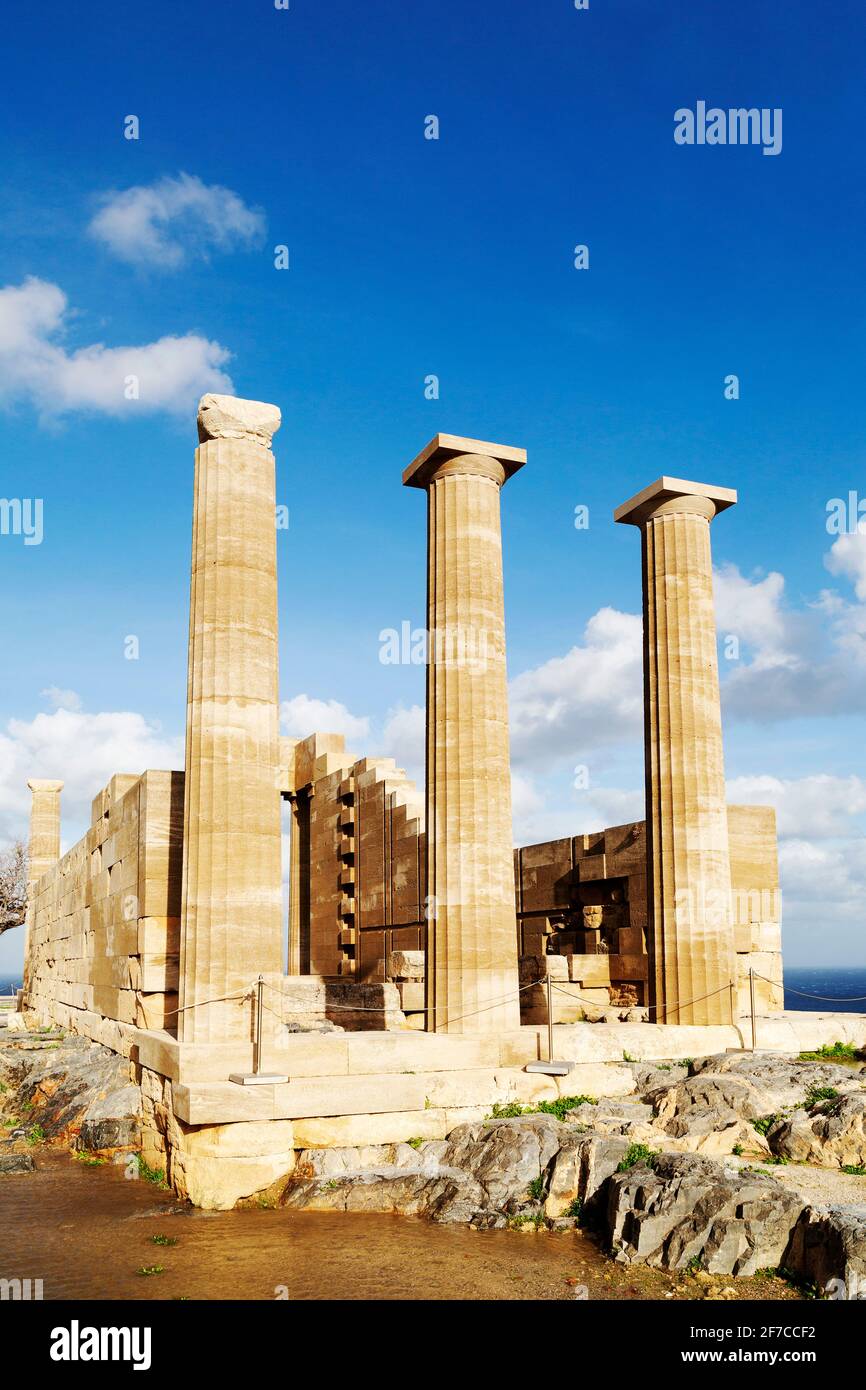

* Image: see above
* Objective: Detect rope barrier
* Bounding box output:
[261,973,544,1022]
[551,977,733,1016]
[752,971,866,1005]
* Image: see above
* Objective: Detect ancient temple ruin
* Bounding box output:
[16,394,797,1207]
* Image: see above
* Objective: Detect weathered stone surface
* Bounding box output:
[0,1032,134,1145]
[545,1134,631,1219]
[647,1073,771,1155]
[607,1152,806,1274]
[196,393,281,444]
[0,1152,35,1174]
[387,951,424,981]
[691,1052,866,1112]
[770,1095,866,1169]
[77,1083,141,1151]
[284,1115,561,1226]
[786,1205,866,1299]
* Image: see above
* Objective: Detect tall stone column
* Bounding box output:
[23,779,63,991]
[615,477,737,1025]
[178,394,284,1043]
[404,434,525,1034]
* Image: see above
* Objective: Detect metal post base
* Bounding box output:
[228,1072,289,1086]
[524,1060,574,1077]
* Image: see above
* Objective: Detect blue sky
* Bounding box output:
[2,0,865,975]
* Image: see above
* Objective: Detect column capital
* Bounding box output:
[403,433,526,490]
[614,476,736,528]
[26,779,64,794]
[197,393,281,446]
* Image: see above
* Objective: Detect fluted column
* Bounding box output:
[615,477,737,1026]
[23,779,63,992]
[404,434,525,1033]
[178,394,284,1042]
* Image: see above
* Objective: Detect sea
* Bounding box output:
[783,967,866,1015]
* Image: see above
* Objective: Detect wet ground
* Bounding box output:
[0,1150,802,1301]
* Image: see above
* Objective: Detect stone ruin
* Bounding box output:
[12,395,790,1206]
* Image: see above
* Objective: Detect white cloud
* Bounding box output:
[0,277,233,418]
[40,686,82,713]
[89,173,265,269]
[727,772,866,839]
[716,559,866,721]
[508,607,643,771]
[381,703,425,782]
[0,703,183,848]
[280,695,370,744]
[825,531,866,602]
[713,563,799,670]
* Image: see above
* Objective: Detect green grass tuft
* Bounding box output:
[616,1142,658,1172]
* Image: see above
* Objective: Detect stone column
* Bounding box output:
[178,394,284,1043]
[24,779,63,991]
[404,434,525,1034]
[615,477,737,1025]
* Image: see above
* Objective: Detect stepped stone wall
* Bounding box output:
[22,735,783,1049]
[286,733,784,1020]
[25,771,184,1055]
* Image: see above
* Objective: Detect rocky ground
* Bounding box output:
[280,1048,866,1297]
[3,1028,865,1298]
[0,1027,140,1158]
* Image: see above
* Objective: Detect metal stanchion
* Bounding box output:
[749,967,757,1052]
[525,972,574,1077]
[229,975,288,1086]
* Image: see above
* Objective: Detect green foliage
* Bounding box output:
[732,1144,744,1156]
[566,1197,583,1221]
[73,1151,106,1166]
[508,1210,546,1230]
[0,1082,7,1094]
[26,1124,45,1146]
[763,1154,790,1166]
[681,1058,694,1068]
[616,1143,658,1173]
[798,1042,860,1063]
[151,1234,177,1247]
[841,1164,866,1176]
[487,1096,597,1123]
[622,1051,638,1063]
[686,1255,703,1274]
[136,1155,167,1187]
[136,1265,165,1277]
[751,1114,778,1136]
[805,1085,840,1108]
[406,1137,423,1150]
[527,1175,545,1201]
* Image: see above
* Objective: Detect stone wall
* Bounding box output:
[23,742,783,1049]
[286,731,784,1018]
[24,770,184,1052]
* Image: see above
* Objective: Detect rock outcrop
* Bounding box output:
[770,1095,866,1169]
[786,1204,866,1299]
[606,1152,806,1274]
[0,1031,140,1154]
